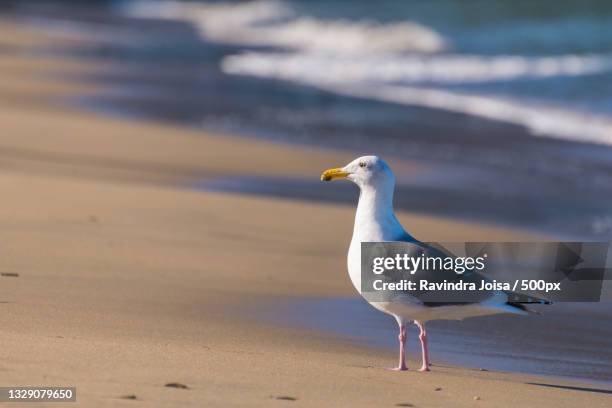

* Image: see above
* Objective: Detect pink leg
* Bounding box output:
[390,324,408,371]
[416,321,430,371]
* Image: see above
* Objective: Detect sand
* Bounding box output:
[0,19,610,407]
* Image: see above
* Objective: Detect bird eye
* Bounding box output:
[359,162,367,168]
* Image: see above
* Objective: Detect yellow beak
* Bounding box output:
[321,167,350,182]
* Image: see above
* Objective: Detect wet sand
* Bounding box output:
[256,298,612,383]
[0,18,611,407]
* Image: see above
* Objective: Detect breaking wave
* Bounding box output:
[120,0,446,54]
[120,0,612,145]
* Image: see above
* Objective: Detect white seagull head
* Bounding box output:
[321,155,395,190]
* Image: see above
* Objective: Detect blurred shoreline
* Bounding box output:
[7,1,612,239]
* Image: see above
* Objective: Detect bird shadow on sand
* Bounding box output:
[526,382,612,395]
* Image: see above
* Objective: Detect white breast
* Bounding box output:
[347,220,403,294]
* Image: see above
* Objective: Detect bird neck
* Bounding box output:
[353,183,402,239]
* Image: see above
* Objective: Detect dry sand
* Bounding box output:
[0,19,610,407]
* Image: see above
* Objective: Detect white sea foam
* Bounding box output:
[222,51,612,84]
[324,83,612,145]
[120,0,446,53]
[223,52,612,145]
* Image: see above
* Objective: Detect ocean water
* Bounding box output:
[8,0,612,239]
[120,0,612,144]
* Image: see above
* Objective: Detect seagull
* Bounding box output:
[321,155,533,371]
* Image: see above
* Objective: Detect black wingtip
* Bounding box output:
[508,300,552,315]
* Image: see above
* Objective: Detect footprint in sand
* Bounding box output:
[165,383,189,389]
